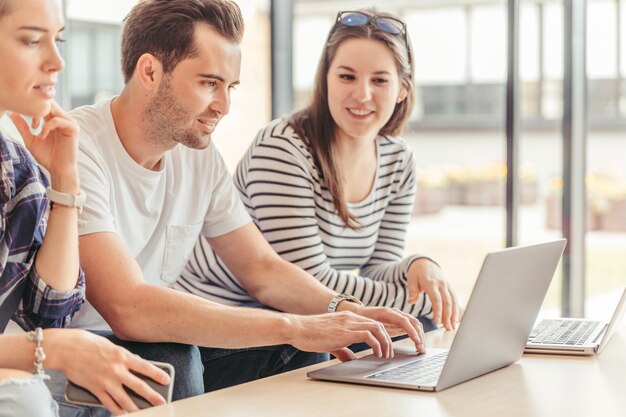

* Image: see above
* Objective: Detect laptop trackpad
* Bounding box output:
[326,347,447,376]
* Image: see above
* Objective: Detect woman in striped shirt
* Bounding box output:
[177,9,461,332]
[0,1,169,415]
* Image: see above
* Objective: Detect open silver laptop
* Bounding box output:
[525,287,626,355]
[308,239,567,392]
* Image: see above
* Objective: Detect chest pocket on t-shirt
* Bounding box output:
[161,223,203,285]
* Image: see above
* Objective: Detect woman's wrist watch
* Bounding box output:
[327,293,364,313]
[46,187,86,213]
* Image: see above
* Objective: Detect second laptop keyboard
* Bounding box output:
[366,351,448,386]
[529,319,601,345]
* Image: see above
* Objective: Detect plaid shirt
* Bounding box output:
[0,132,84,331]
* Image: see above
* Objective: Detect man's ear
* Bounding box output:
[135,53,164,92]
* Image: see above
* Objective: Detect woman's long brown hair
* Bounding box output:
[288,9,416,229]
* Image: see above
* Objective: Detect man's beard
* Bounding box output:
[143,79,211,150]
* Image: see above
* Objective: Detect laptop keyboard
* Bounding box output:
[529,319,601,345]
[366,351,448,386]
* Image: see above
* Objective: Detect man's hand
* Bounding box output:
[339,304,426,354]
[356,305,426,349]
[285,309,426,362]
[285,305,427,362]
[407,258,462,330]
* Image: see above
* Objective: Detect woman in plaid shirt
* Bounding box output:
[0,0,170,415]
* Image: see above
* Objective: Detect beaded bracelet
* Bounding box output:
[26,327,47,376]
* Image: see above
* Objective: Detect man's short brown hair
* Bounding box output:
[121,0,244,83]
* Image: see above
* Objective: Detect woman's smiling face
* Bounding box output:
[326,37,406,144]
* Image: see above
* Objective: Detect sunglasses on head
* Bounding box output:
[327,11,412,71]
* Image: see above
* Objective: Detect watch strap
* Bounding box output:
[327,293,363,313]
[46,187,86,209]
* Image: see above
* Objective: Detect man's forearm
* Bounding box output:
[242,257,337,315]
[207,226,338,315]
[107,284,299,348]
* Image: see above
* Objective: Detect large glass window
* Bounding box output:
[66,21,123,108]
[519,0,564,317]
[586,0,626,319]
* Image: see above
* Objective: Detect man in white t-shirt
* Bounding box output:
[52,0,426,410]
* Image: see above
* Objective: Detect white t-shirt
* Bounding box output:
[68,98,251,330]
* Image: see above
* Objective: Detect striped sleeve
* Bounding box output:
[235,122,432,318]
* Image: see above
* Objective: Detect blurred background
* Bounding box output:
[2,0,624,320]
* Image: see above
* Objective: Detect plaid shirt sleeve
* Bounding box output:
[0,134,85,331]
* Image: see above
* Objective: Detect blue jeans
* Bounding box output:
[199,345,327,392]
[0,375,59,417]
[95,332,204,400]
[46,332,204,417]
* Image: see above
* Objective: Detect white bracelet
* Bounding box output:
[26,327,47,377]
[46,187,86,213]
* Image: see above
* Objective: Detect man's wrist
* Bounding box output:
[280,314,300,345]
[327,294,363,313]
[335,300,363,313]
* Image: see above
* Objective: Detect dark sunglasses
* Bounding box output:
[327,11,412,71]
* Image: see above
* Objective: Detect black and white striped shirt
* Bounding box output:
[174,119,432,317]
